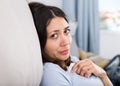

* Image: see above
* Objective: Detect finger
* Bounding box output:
[72,60,90,75]
[75,61,88,74]
[84,69,94,77]
[85,73,91,78]
[80,70,87,76]
[76,64,90,75]
[71,61,81,72]
[71,59,93,73]
[78,59,93,68]
[79,63,95,76]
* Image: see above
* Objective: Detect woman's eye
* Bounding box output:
[64,29,70,34]
[51,34,58,39]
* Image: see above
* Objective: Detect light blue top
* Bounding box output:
[40,56,104,86]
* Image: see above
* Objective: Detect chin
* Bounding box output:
[61,55,69,60]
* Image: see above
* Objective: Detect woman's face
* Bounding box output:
[44,17,72,61]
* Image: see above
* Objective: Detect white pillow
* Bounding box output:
[0,0,43,85]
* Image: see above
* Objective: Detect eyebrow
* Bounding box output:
[48,26,70,34]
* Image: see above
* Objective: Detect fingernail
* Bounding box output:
[87,74,91,78]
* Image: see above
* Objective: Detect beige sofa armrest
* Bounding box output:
[0,0,43,85]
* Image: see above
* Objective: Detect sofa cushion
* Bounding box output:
[0,0,43,85]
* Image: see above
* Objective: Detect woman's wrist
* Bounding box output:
[99,72,113,86]
[99,71,107,79]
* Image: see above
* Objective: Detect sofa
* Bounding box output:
[0,0,43,85]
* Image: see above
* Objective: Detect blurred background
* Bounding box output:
[32,0,120,59]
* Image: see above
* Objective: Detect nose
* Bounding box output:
[60,34,71,47]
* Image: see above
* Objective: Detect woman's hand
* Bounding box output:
[71,59,113,86]
[71,59,106,78]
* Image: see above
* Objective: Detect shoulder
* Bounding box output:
[43,62,68,77]
[70,55,79,62]
[40,62,72,86]
[43,62,64,72]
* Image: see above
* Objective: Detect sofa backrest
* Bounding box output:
[0,0,43,85]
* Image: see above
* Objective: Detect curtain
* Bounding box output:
[63,0,99,54]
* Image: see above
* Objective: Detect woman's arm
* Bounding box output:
[99,71,113,86]
[71,59,113,86]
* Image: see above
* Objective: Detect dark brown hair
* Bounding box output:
[29,2,71,71]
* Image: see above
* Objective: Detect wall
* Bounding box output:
[99,0,120,59]
[99,0,120,12]
[100,30,120,59]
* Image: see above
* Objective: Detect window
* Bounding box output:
[99,0,120,31]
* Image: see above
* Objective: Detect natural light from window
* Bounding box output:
[99,0,120,31]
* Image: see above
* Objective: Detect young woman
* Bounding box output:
[29,2,113,86]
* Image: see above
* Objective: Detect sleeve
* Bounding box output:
[40,64,71,86]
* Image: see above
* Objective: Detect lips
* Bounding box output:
[59,49,69,55]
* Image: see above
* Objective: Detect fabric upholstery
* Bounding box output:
[0,0,43,85]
